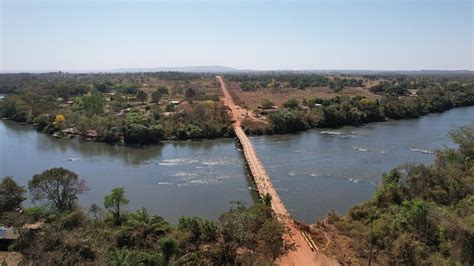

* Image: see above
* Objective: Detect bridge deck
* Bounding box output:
[234,126,290,219]
[217,76,338,266]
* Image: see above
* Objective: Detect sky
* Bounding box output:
[1,0,473,71]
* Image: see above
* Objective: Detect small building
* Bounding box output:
[169,100,181,105]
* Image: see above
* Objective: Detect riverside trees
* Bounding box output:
[1,72,473,142]
[28,168,89,211]
[0,72,232,145]
[256,82,474,134]
[104,187,129,225]
[0,176,25,212]
[323,126,474,265]
[0,168,285,264]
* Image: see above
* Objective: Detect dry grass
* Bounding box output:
[309,221,369,266]
[229,80,380,110]
[140,78,220,96]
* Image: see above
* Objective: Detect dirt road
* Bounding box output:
[217,76,339,266]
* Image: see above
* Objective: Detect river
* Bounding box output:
[252,106,474,223]
[0,106,473,223]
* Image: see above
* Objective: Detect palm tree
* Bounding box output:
[108,249,138,266]
[123,208,170,248]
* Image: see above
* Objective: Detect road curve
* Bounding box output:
[217,76,339,266]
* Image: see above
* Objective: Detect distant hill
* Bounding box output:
[1,66,472,75]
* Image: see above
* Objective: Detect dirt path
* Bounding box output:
[217,76,339,266]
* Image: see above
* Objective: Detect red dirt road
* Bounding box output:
[217,76,339,266]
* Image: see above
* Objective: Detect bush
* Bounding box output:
[24,206,48,222]
[269,110,307,134]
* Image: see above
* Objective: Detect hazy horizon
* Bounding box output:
[1,0,473,72]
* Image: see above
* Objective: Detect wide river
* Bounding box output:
[1,104,473,223]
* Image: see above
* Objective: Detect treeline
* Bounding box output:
[228,73,365,91]
[0,168,285,265]
[243,82,474,135]
[0,73,232,145]
[0,72,210,94]
[323,127,474,264]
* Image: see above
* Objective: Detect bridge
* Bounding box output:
[217,76,338,265]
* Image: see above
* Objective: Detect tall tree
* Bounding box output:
[151,90,162,104]
[104,187,129,225]
[136,90,148,103]
[184,88,196,100]
[82,93,104,116]
[28,168,88,211]
[0,176,26,212]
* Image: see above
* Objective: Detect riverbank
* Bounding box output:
[251,106,474,223]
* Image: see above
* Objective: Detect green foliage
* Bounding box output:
[136,90,147,103]
[184,88,196,100]
[151,89,162,104]
[178,217,218,246]
[0,176,25,212]
[218,203,284,264]
[260,98,274,109]
[24,206,48,222]
[283,98,299,109]
[269,110,307,134]
[4,167,286,264]
[103,126,122,144]
[159,237,178,263]
[94,81,112,93]
[0,96,31,122]
[157,85,169,95]
[369,82,408,95]
[334,127,474,264]
[28,168,88,211]
[82,93,104,116]
[104,187,129,226]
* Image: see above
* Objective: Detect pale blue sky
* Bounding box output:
[1,0,473,71]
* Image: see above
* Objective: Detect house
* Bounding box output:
[169,100,181,105]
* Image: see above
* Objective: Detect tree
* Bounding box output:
[283,98,299,109]
[104,187,129,225]
[88,203,104,220]
[261,99,274,109]
[94,82,111,93]
[54,114,65,125]
[160,237,178,264]
[157,86,169,95]
[151,90,162,104]
[28,168,88,211]
[269,110,307,134]
[258,219,284,260]
[0,176,26,212]
[136,90,147,103]
[184,88,196,100]
[263,193,272,206]
[82,93,104,116]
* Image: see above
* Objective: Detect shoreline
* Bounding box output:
[3,105,474,148]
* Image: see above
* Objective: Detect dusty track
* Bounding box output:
[217,76,339,266]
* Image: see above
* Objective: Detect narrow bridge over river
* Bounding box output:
[217,76,338,266]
